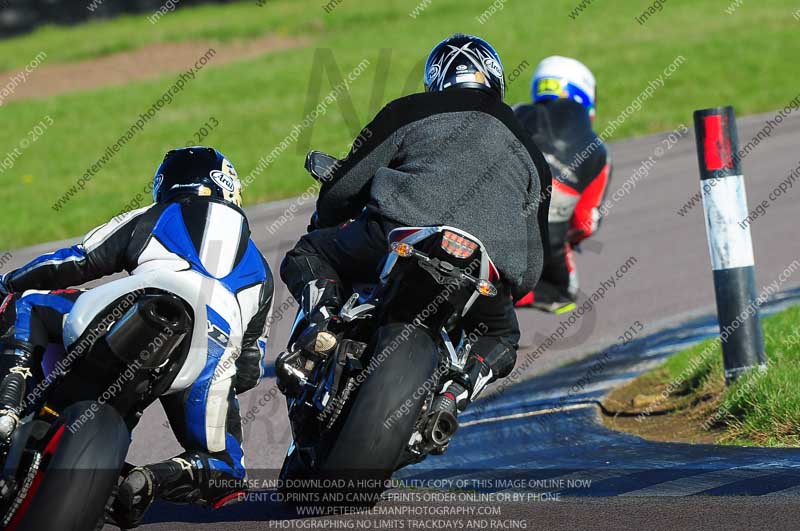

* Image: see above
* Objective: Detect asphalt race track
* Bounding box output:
[6,109,800,530]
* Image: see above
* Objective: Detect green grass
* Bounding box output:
[654,305,800,447]
[1,0,799,249]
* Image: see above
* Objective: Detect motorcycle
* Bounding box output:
[0,285,196,531]
[277,151,501,503]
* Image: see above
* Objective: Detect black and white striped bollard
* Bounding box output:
[694,106,766,384]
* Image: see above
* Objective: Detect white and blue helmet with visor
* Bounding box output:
[532,56,597,119]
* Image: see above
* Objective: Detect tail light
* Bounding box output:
[441,231,478,259]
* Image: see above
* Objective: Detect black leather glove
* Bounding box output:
[235,345,263,395]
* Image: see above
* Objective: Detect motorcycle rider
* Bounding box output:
[279,34,551,421]
[513,56,611,313]
[0,147,274,527]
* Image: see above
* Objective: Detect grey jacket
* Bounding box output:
[316,89,551,292]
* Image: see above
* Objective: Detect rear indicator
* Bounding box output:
[392,242,414,257]
[441,231,478,259]
[477,280,497,297]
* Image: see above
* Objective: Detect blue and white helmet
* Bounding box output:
[152,147,242,207]
[424,34,505,99]
[532,56,597,119]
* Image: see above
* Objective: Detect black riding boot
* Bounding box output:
[430,338,517,418]
[109,454,246,528]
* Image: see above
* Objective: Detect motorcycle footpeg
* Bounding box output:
[275,351,307,397]
[424,410,459,447]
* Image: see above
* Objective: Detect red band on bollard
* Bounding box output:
[703,114,734,171]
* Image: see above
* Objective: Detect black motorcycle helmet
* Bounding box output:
[424,33,506,99]
[152,146,242,207]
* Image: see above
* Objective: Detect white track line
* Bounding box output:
[460,403,595,428]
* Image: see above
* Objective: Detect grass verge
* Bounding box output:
[603,305,800,447]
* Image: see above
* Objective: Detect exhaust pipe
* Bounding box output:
[105,294,191,369]
[425,410,459,446]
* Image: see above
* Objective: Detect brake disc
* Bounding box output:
[2,450,41,527]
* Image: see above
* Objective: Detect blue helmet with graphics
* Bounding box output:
[424,33,505,99]
[152,146,242,207]
[532,56,597,119]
